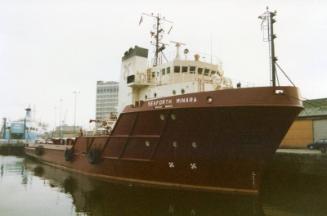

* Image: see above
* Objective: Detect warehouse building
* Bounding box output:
[281,98,327,149]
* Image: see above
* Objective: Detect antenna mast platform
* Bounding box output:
[140,13,173,66]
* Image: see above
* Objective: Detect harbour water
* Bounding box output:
[0,154,326,216]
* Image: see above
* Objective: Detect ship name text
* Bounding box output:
[176,97,197,104]
[148,99,173,107]
[147,96,198,107]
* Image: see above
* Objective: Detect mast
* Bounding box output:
[259,7,277,87]
[1,118,6,139]
[140,13,173,66]
[155,15,160,66]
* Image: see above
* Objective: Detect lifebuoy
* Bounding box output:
[87,148,102,164]
[64,148,75,161]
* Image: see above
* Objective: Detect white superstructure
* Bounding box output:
[118,46,232,113]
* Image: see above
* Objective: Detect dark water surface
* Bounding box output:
[0,154,326,216]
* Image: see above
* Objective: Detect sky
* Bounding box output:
[0,0,326,130]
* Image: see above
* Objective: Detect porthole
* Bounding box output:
[207,96,213,103]
[172,90,176,95]
[154,93,157,98]
[172,141,178,148]
[145,95,148,99]
[171,113,176,120]
[181,89,185,94]
[145,141,150,147]
[192,142,197,148]
[160,114,165,120]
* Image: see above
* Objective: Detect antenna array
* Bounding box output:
[139,13,173,66]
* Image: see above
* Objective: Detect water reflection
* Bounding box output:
[0,154,327,215]
[0,155,264,216]
[25,160,264,215]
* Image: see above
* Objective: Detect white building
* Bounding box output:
[96,81,119,121]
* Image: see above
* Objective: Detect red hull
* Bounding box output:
[25,86,303,195]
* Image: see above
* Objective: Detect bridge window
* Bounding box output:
[190,66,196,74]
[174,66,180,73]
[167,67,170,74]
[198,68,203,74]
[182,66,188,73]
[204,69,210,76]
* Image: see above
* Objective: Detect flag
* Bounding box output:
[168,26,173,34]
[139,16,143,25]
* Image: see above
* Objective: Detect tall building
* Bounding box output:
[96,81,119,121]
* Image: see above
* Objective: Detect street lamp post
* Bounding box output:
[59,98,63,138]
[73,91,80,133]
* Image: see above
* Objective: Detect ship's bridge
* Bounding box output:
[127,56,232,101]
[119,46,233,111]
[127,57,226,87]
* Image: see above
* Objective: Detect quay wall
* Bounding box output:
[270,149,327,176]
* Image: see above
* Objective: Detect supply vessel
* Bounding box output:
[25,10,303,195]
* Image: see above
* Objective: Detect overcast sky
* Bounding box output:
[0,0,326,129]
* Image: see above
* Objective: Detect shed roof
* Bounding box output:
[299,98,327,117]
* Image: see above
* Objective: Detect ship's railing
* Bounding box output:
[127,73,153,87]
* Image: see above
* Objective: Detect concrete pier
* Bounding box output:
[270,149,327,176]
[0,139,25,154]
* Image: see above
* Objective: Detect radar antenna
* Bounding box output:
[139,13,173,66]
[259,7,277,87]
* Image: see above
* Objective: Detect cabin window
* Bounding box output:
[190,66,196,74]
[152,72,155,78]
[157,71,160,77]
[167,67,170,74]
[182,66,188,73]
[154,93,157,98]
[204,69,210,76]
[174,66,180,73]
[162,68,165,75]
[211,70,216,75]
[172,90,176,95]
[145,95,147,99]
[181,89,185,94]
[198,68,203,74]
